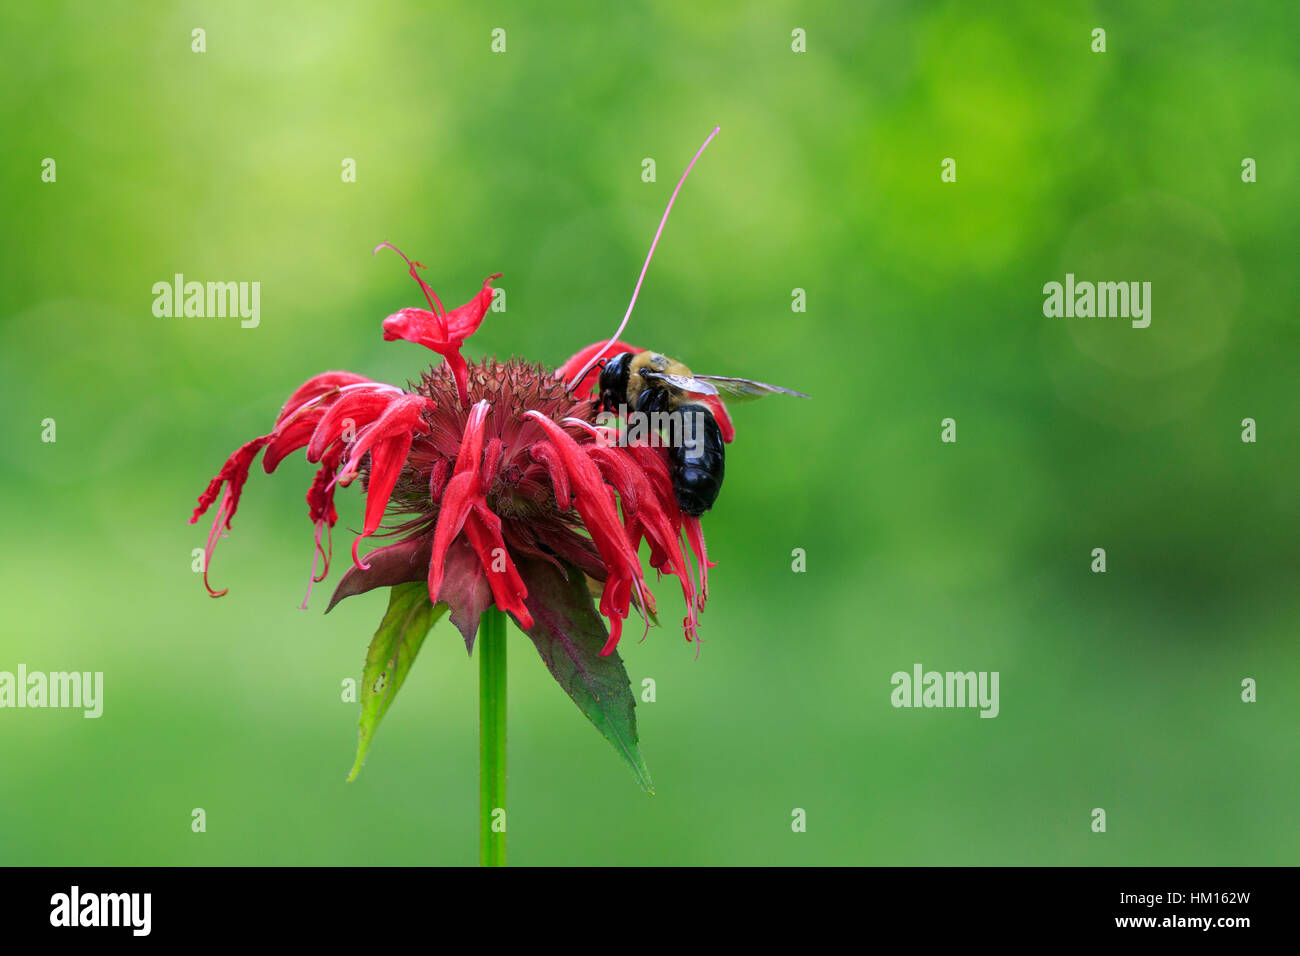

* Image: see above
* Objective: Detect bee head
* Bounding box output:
[596,352,634,414]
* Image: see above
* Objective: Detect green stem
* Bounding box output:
[479,607,508,867]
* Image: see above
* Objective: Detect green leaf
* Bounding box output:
[347,582,447,782]
[512,557,654,793]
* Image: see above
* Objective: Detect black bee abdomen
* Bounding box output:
[669,402,725,516]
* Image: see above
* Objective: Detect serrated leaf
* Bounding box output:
[347,582,447,782]
[512,556,654,793]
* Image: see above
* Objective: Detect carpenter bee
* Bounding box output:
[596,351,809,517]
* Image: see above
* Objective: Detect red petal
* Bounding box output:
[445,274,500,340]
[306,387,407,464]
[528,441,571,510]
[263,414,322,474]
[463,505,533,629]
[587,445,643,516]
[522,415,636,571]
[426,472,478,604]
[626,444,679,517]
[351,429,418,568]
[188,434,272,598]
[453,400,489,474]
[523,412,646,650]
[428,457,451,501]
[189,435,271,528]
[703,395,735,444]
[275,371,370,427]
[682,515,714,606]
[381,307,451,351]
[336,393,432,484]
[590,445,699,641]
[307,443,344,526]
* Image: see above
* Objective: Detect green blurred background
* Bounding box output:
[2,1,1297,865]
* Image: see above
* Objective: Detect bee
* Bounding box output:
[596,351,809,517]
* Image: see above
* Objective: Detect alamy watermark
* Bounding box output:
[890,664,999,718]
[152,273,260,328]
[0,665,103,717]
[50,886,150,936]
[1043,273,1151,328]
[593,405,707,456]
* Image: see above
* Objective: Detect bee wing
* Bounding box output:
[691,375,810,403]
[639,370,720,396]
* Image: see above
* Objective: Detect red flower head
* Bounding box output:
[189,265,712,656]
[188,127,750,794]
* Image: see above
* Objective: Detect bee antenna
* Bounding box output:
[563,125,721,394]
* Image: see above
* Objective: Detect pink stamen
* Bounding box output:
[352,536,370,571]
[565,126,722,393]
[374,241,448,335]
[630,576,652,645]
[560,417,604,436]
[201,496,231,597]
[315,519,333,581]
[300,520,326,609]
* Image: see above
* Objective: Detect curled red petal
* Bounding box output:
[626,443,679,516]
[682,515,713,606]
[586,445,642,517]
[445,274,501,340]
[263,412,325,474]
[426,472,478,605]
[266,378,389,473]
[464,504,532,629]
[453,400,490,474]
[425,401,492,598]
[589,444,699,641]
[351,429,418,569]
[306,387,400,463]
[189,435,271,529]
[337,393,433,485]
[188,434,273,598]
[480,438,504,495]
[275,371,371,427]
[529,441,571,511]
[522,414,637,571]
[307,443,344,527]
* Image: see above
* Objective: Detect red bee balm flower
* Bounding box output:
[188,264,718,796]
[190,129,731,816]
